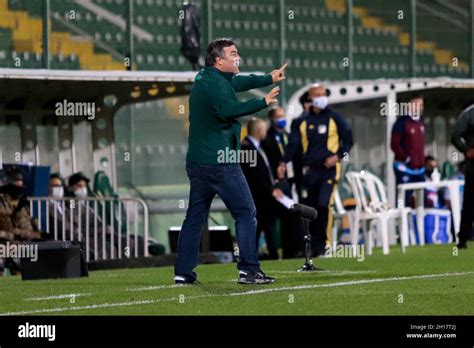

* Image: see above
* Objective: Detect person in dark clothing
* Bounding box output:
[0,168,42,275]
[241,118,283,259]
[175,37,287,285]
[390,95,426,205]
[261,107,304,258]
[285,84,353,257]
[451,104,474,249]
[262,106,288,178]
[288,90,314,199]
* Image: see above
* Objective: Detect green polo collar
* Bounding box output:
[206,66,234,81]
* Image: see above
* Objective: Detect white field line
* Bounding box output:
[2,271,473,316]
[126,284,180,292]
[267,270,376,274]
[24,293,92,301]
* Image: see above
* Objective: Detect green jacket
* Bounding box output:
[186,66,273,164]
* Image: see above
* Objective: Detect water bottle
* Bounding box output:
[432,168,441,182]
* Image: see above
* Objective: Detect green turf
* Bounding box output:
[0,243,473,315]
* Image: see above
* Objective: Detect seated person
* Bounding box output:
[0,167,41,275]
[46,172,117,260]
[48,172,154,259]
[0,167,41,242]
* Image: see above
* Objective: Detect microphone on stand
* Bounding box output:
[290,203,317,221]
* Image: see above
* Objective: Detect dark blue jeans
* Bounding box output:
[174,162,260,280]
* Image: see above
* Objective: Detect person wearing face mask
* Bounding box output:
[68,172,90,200]
[47,173,70,239]
[0,167,42,275]
[0,167,41,243]
[63,172,118,259]
[391,95,426,206]
[284,84,353,257]
[49,173,66,200]
[62,172,149,260]
[287,89,315,201]
[261,107,289,178]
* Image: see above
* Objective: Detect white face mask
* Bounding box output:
[51,186,64,199]
[74,187,88,198]
[408,111,421,121]
[312,96,328,110]
[408,102,422,120]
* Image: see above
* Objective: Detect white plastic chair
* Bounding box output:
[346,171,411,255]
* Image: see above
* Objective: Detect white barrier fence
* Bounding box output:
[28,197,149,262]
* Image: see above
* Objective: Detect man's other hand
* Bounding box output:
[265,86,280,105]
[272,188,285,199]
[324,154,339,168]
[271,62,288,83]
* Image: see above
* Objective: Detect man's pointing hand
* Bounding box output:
[271,62,288,83]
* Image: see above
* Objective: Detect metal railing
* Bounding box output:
[27,196,149,262]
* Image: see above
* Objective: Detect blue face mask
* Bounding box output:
[275,119,287,129]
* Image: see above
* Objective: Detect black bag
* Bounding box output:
[21,240,88,280]
[180,3,201,70]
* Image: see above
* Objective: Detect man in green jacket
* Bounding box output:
[175,37,287,284]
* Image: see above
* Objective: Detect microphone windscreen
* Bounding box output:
[290,203,318,220]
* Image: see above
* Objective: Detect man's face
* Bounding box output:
[308,85,326,100]
[426,160,437,172]
[409,98,424,118]
[272,107,285,121]
[12,180,23,188]
[216,45,240,74]
[257,121,268,141]
[72,180,87,192]
[251,121,267,141]
[271,107,287,130]
[49,177,62,194]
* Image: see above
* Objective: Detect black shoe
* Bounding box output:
[457,241,467,249]
[238,270,276,284]
[174,274,199,285]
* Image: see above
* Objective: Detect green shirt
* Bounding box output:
[186,66,273,165]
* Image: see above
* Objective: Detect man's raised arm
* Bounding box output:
[231,62,288,93]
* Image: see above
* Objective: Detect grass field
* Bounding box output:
[0,243,473,316]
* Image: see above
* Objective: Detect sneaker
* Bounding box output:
[238,270,275,284]
[457,241,467,249]
[174,275,199,285]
